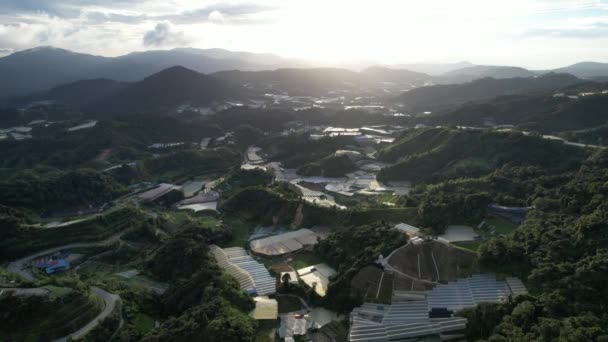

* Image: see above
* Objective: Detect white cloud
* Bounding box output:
[1,0,608,67]
[208,10,225,24]
[142,21,188,47]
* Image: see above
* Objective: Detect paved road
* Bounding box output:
[7,232,124,281]
[53,287,121,342]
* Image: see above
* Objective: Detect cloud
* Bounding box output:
[0,0,142,18]
[142,21,188,46]
[208,10,225,24]
[523,20,608,38]
[0,47,14,56]
[85,11,147,25]
[0,16,78,50]
[162,3,277,25]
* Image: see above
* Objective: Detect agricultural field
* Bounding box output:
[387,241,479,282]
[350,265,394,304]
[392,272,434,292]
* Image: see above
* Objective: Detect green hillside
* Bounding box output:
[424,93,608,134]
[378,127,587,182]
[0,287,103,341]
[297,154,358,177]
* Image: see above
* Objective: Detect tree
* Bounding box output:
[281,273,292,292]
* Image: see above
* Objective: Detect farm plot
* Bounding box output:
[350,266,394,304]
[386,241,478,283]
[392,273,434,292]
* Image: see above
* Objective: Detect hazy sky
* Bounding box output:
[1,0,608,68]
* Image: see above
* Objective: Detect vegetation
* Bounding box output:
[297,154,358,177]
[0,117,220,169]
[425,93,608,134]
[289,251,324,270]
[560,123,608,146]
[485,216,518,235]
[260,134,355,168]
[398,73,581,112]
[147,225,229,281]
[463,149,608,340]
[144,220,256,341]
[217,168,274,197]
[220,184,301,225]
[144,148,240,182]
[80,302,123,342]
[0,287,103,341]
[0,207,139,260]
[0,168,125,211]
[315,223,408,312]
[2,64,608,341]
[378,127,586,183]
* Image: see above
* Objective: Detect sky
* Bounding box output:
[1,0,608,69]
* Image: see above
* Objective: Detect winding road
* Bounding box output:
[52,287,121,342]
[6,233,126,340]
[7,232,125,281]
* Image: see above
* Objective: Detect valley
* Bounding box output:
[1,45,608,342]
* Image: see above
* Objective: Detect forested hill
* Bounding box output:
[397,73,582,112]
[422,92,608,133]
[462,148,608,340]
[89,66,241,115]
[377,127,587,183]
[6,66,244,115]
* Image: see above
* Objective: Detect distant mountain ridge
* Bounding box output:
[212,67,431,95]
[0,46,306,97]
[21,79,128,108]
[361,66,432,85]
[393,61,475,75]
[10,66,586,117]
[8,66,242,116]
[2,46,608,98]
[437,65,537,83]
[553,62,608,78]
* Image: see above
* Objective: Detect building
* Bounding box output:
[44,259,70,274]
[250,296,279,320]
[349,274,527,341]
[138,183,183,205]
[179,190,219,205]
[297,263,337,297]
[33,256,70,275]
[180,180,205,198]
[210,245,276,296]
[394,223,421,238]
[250,229,321,256]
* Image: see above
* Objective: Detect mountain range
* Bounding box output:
[2,46,608,98]
[16,66,241,116]
[0,46,305,97]
[8,66,594,120]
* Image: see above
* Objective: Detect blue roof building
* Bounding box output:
[44,259,70,274]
